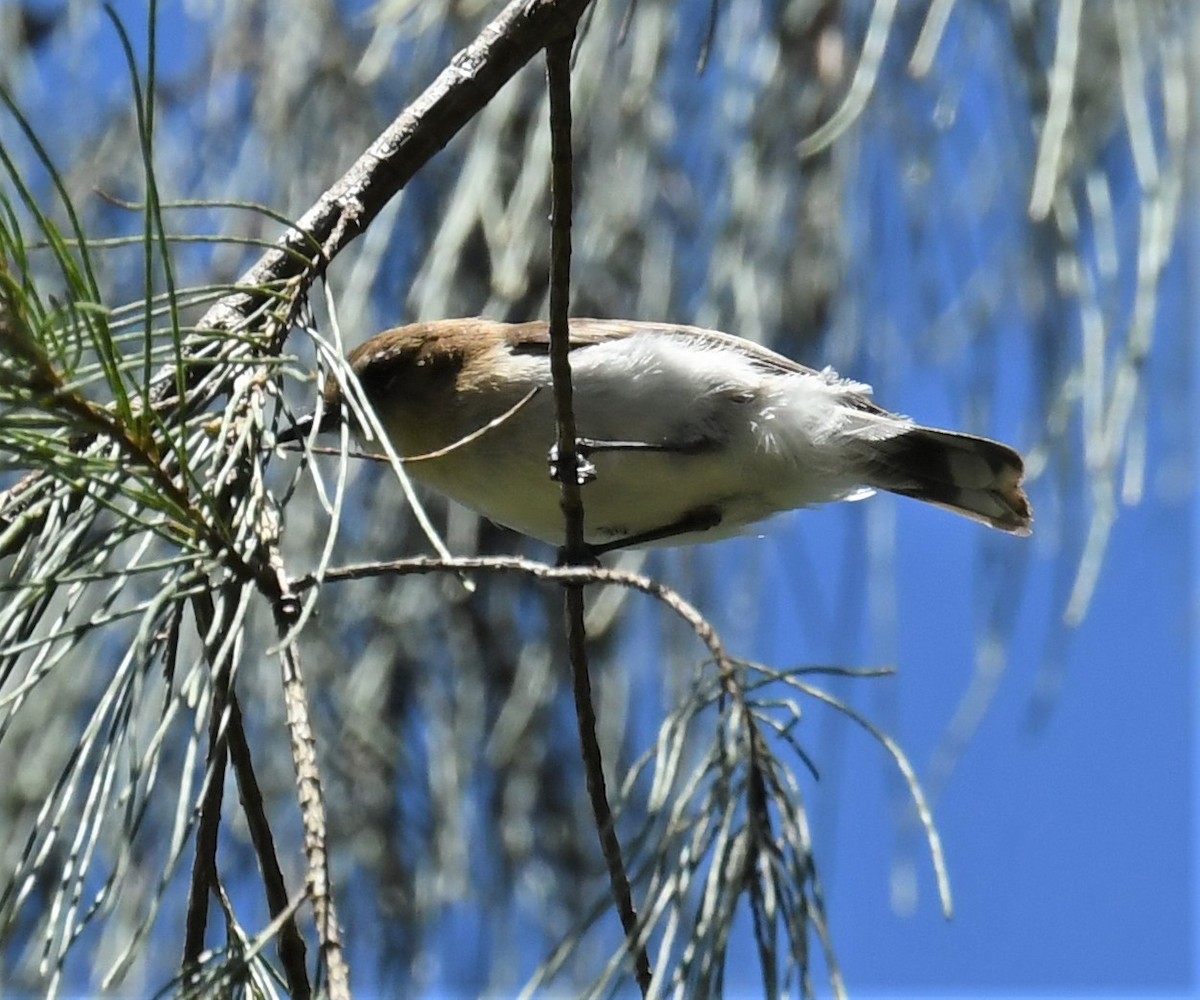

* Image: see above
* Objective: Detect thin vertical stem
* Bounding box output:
[545,32,653,996]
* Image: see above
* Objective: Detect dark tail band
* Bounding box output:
[863,427,1033,535]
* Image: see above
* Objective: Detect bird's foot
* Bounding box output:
[548,441,598,486]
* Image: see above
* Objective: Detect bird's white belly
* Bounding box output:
[403,419,845,547]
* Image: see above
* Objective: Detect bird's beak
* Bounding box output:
[275,403,343,446]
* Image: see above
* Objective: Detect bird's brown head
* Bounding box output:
[285,320,510,445]
[341,324,474,412]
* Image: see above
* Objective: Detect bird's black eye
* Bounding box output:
[352,367,386,398]
[355,360,399,400]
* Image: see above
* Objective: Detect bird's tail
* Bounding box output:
[861,426,1033,535]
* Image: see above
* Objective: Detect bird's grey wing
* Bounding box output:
[501,320,632,354]
[504,318,888,415]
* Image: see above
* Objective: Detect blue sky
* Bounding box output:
[618,3,1196,995]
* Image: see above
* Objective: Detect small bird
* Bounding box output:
[298,318,1032,554]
